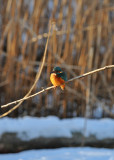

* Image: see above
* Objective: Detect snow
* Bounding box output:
[0,116,114,141]
[0,147,114,160]
[0,116,114,159]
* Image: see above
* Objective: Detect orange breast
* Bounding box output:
[50,73,65,90]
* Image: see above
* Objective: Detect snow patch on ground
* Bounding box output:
[0,147,114,160]
[0,116,114,141]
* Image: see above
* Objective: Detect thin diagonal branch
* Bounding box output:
[68,65,114,83]
[1,65,114,112]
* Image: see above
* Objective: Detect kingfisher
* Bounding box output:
[50,66,67,90]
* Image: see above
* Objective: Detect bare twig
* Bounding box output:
[1,65,114,115]
[30,23,114,43]
[67,65,114,83]
[1,86,55,108]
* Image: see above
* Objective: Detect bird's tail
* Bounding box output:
[60,84,65,90]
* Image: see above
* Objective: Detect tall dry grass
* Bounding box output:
[0,0,114,118]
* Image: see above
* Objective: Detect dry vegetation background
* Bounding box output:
[0,0,114,118]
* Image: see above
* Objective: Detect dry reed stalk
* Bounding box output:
[0,22,52,118]
[81,48,94,146]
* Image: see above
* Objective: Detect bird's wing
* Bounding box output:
[57,72,67,81]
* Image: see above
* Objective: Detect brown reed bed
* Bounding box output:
[0,0,114,118]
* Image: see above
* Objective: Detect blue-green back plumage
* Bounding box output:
[57,72,67,81]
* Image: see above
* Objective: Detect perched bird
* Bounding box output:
[50,66,67,90]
